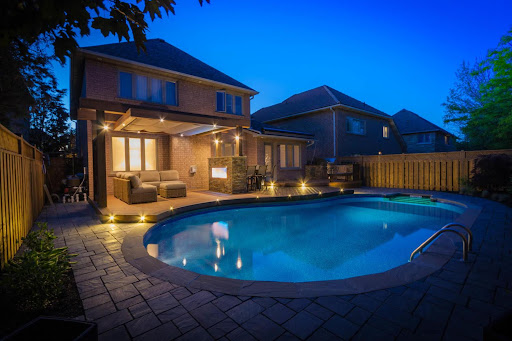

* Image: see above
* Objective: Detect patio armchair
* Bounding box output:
[255,165,267,190]
[246,166,257,191]
[262,165,275,190]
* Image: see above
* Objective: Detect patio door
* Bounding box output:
[264,143,273,179]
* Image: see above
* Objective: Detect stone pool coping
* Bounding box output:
[121,192,482,298]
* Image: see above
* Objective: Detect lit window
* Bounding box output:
[112,137,126,171]
[145,139,157,170]
[129,138,142,171]
[347,117,366,135]
[235,96,243,115]
[417,133,432,144]
[216,91,225,112]
[119,72,132,99]
[226,94,233,114]
[279,144,301,168]
[383,125,389,138]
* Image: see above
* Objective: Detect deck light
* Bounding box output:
[109,215,115,222]
[319,191,322,195]
[140,215,145,222]
[183,258,187,266]
[216,198,220,202]
[213,124,217,128]
[170,206,174,211]
[288,194,291,198]
[269,182,275,189]
[137,131,141,134]
[180,133,184,137]
[256,196,259,199]
[103,125,109,131]
[160,118,164,122]
[301,182,306,188]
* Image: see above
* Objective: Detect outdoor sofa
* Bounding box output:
[113,170,187,204]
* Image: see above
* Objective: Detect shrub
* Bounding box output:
[0,222,76,311]
[471,154,512,192]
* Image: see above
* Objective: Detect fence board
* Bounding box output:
[0,124,44,268]
[339,149,512,193]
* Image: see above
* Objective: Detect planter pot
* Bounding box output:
[4,316,97,341]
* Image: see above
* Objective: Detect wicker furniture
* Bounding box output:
[159,182,187,198]
[113,170,187,204]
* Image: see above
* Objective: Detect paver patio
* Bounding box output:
[41,187,512,340]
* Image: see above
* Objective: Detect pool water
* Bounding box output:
[144,197,464,282]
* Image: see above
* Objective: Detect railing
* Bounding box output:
[0,123,44,268]
[338,149,512,192]
[410,223,472,262]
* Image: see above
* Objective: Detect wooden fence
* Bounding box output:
[0,124,44,268]
[339,149,512,192]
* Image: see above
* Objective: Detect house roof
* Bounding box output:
[82,39,256,92]
[251,85,389,122]
[247,119,314,140]
[392,109,453,136]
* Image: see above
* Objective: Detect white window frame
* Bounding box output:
[111,136,159,172]
[279,144,301,169]
[383,125,389,139]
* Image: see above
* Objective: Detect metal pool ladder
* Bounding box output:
[410,223,473,262]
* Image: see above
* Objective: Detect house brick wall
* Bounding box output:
[403,132,456,153]
[84,57,251,123]
[169,134,212,190]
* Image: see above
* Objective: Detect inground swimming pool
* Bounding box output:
[143,196,465,282]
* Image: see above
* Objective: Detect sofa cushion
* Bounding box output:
[127,175,142,188]
[140,171,160,182]
[143,181,161,187]
[160,181,186,190]
[132,184,158,194]
[160,170,179,181]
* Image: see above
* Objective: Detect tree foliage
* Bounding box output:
[444,28,512,150]
[0,0,209,152]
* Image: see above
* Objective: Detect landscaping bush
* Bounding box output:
[471,154,512,192]
[0,222,76,311]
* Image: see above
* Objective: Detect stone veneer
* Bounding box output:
[208,156,247,194]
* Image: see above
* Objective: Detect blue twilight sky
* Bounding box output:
[53,0,511,133]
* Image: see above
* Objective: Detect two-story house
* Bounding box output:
[392,109,456,153]
[71,39,315,207]
[251,85,405,163]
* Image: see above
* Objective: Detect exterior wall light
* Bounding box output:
[140,215,145,222]
[103,125,109,131]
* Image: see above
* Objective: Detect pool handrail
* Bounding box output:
[440,223,472,251]
[410,227,468,262]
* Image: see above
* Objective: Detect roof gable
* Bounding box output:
[252,85,389,122]
[82,39,255,92]
[392,109,453,136]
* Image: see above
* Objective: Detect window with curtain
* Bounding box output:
[129,138,142,171]
[383,125,389,138]
[347,117,366,135]
[151,78,162,103]
[112,137,126,171]
[135,75,148,101]
[119,71,176,105]
[226,94,233,114]
[144,139,157,170]
[119,72,132,99]
[279,144,301,168]
[216,91,225,112]
[165,81,177,105]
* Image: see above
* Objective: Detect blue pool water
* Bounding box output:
[144,197,464,282]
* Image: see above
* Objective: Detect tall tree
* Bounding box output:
[0,0,209,151]
[443,28,512,150]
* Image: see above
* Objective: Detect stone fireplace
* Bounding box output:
[208,156,247,194]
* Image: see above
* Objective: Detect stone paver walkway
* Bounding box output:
[42,188,512,341]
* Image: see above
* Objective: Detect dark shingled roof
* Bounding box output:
[251,85,389,122]
[249,119,314,139]
[82,39,255,92]
[393,109,453,136]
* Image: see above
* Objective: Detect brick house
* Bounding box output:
[392,109,456,153]
[71,39,314,207]
[251,85,405,162]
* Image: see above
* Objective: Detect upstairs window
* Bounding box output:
[347,117,366,135]
[417,133,432,144]
[445,135,450,145]
[216,91,243,115]
[119,71,177,105]
[383,125,389,138]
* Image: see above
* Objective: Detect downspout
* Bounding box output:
[330,106,336,159]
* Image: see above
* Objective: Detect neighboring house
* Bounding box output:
[392,109,456,153]
[70,39,258,207]
[251,85,404,162]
